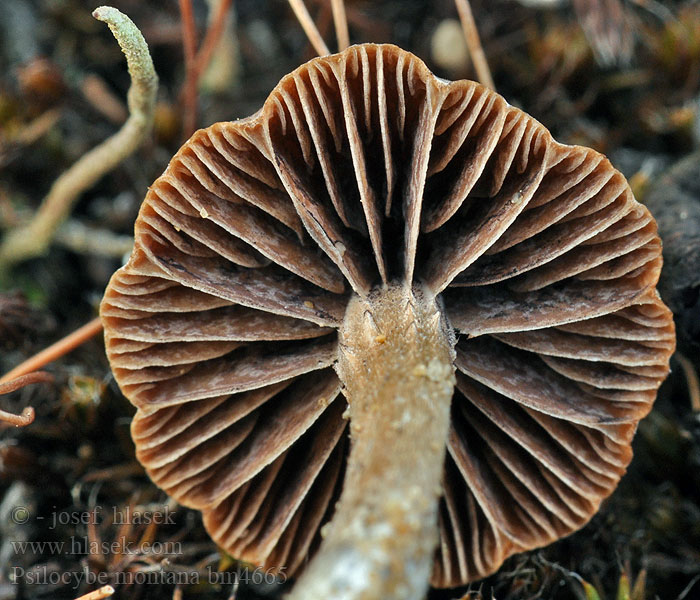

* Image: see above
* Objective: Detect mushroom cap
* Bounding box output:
[100,44,675,586]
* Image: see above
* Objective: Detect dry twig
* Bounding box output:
[0,371,54,427]
[196,0,234,78]
[179,0,199,137]
[0,405,35,427]
[0,6,157,270]
[179,0,236,138]
[0,317,103,385]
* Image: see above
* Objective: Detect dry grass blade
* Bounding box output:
[11,109,61,147]
[454,0,495,89]
[676,352,700,412]
[573,0,633,66]
[81,74,129,124]
[287,0,330,56]
[331,0,350,51]
[0,6,157,270]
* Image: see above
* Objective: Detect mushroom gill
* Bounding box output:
[100,44,675,598]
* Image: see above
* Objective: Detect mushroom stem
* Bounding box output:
[289,284,456,600]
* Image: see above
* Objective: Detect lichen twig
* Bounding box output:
[454,0,495,90]
[0,6,157,269]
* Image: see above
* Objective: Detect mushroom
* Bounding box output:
[100,44,675,599]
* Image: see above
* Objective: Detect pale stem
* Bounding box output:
[288,284,456,600]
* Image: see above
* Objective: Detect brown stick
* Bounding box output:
[179,0,199,64]
[330,0,350,51]
[180,0,199,137]
[180,0,236,138]
[454,0,495,90]
[0,317,103,385]
[287,0,330,56]
[0,371,54,394]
